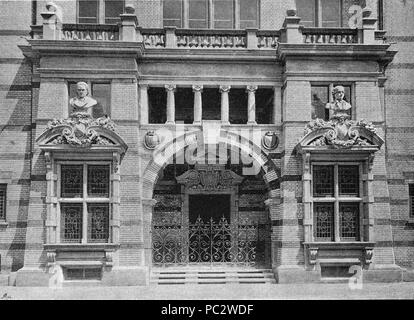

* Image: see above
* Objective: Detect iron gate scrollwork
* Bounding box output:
[152,215,270,267]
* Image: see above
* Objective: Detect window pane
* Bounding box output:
[163,0,183,28]
[339,165,359,196]
[296,0,316,27]
[202,88,221,120]
[148,87,167,123]
[240,0,258,28]
[175,88,194,124]
[256,88,274,124]
[409,184,414,217]
[87,165,110,197]
[229,88,248,124]
[321,0,341,27]
[0,184,6,220]
[213,0,234,29]
[313,165,334,197]
[61,165,83,198]
[189,0,208,28]
[92,83,111,117]
[61,203,83,243]
[311,86,329,120]
[104,0,124,24]
[314,203,334,241]
[339,203,359,240]
[78,0,99,24]
[88,204,109,243]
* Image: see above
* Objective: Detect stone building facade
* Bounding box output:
[0,0,413,286]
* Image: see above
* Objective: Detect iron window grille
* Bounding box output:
[58,163,111,244]
[0,184,6,221]
[77,0,125,24]
[312,163,362,242]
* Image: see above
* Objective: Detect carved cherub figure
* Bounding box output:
[69,81,97,117]
[325,85,352,121]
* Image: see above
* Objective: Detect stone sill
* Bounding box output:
[0,221,8,227]
[44,243,119,252]
[304,242,375,250]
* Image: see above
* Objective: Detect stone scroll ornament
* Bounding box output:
[304,85,377,148]
[45,82,116,147]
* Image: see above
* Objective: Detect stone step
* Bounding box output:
[151,277,277,285]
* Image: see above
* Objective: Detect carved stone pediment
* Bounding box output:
[176,165,244,190]
[297,118,384,150]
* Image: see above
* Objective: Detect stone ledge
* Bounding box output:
[402,268,414,282]
[362,265,403,283]
[273,265,320,284]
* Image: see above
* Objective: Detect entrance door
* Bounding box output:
[188,194,232,264]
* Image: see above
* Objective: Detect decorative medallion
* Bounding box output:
[144,130,160,149]
[261,131,279,150]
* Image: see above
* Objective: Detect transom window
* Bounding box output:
[0,184,6,221]
[296,0,342,28]
[58,163,111,244]
[312,164,362,242]
[78,0,125,24]
[311,83,352,120]
[163,0,259,29]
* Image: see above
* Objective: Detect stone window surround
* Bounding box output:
[0,173,12,227]
[310,161,363,242]
[57,161,111,245]
[162,0,260,29]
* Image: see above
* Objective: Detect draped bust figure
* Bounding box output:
[325,85,352,121]
[69,81,97,118]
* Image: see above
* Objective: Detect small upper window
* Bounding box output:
[296,0,342,28]
[78,0,124,24]
[0,184,6,221]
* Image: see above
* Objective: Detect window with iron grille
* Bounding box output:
[409,184,414,218]
[59,163,110,244]
[0,184,6,221]
[312,164,361,242]
[78,0,125,24]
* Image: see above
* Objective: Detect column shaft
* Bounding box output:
[220,85,231,124]
[165,84,176,124]
[247,85,258,124]
[193,85,203,125]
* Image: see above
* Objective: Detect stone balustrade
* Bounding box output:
[175,29,247,49]
[141,29,166,48]
[61,24,119,41]
[302,28,359,44]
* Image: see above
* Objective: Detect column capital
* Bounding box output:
[219,85,231,93]
[139,83,149,89]
[192,85,203,92]
[165,84,177,92]
[246,85,258,93]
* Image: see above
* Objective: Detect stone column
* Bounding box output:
[273,85,282,124]
[139,84,149,125]
[142,198,157,268]
[44,152,57,244]
[119,6,138,41]
[111,153,121,244]
[192,85,203,125]
[220,85,231,125]
[246,85,258,125]
[165,84,176,124]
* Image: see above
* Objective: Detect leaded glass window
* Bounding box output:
[61,204,83,243]
[312,163,362,242]
[0,184,6,221]
[87,204,109,243]
[409,184,414,218]
[314,203,334,241]
[296,0,342,27]
[339,203,359,240]
[59,163,111,244]
[77,0,125,24]
[313,166,334,197]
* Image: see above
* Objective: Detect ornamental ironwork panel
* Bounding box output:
[152,215,270,267]
[61,203,83,243]
[87,203,109,243]
[339,203,359,240]
[313,165,334,197]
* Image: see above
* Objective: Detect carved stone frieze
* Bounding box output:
[176,166,244,190]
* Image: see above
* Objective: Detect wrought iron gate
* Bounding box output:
[152,216,270,267]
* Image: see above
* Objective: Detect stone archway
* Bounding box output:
[141,129,280,269]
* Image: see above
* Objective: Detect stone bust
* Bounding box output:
[69,81,97,117]
[325,85,352,120]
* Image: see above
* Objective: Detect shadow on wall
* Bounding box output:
[2,58,35,273]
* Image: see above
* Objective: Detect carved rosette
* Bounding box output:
[44,113,116,147]
[302,118,379,149]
